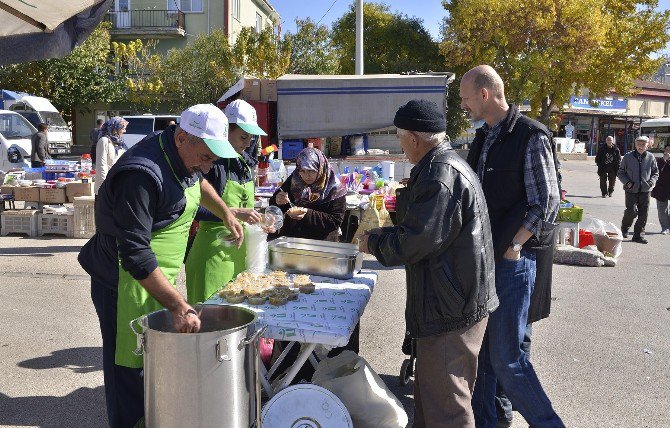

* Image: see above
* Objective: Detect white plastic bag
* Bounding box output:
[580,216,623,258]
[245,224,268,273]
[311,351,408,428]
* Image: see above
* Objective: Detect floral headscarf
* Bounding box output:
[290,147,347,206]
[98,117,129,152]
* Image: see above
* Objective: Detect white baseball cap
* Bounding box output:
[179,104,237,158]
[224,99,267,136]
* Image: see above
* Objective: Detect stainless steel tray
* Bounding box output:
[268,237,363,280]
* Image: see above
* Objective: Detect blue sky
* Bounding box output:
[273,0,670,53]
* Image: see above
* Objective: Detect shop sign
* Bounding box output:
[568,96,628,111]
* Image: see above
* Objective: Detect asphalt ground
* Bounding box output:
[0,159,668,427]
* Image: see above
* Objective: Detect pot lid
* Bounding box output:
[261,384,352,428]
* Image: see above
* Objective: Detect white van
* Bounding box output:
[8,95,72,156]
[0,110,36,172]
[122,114,180,148]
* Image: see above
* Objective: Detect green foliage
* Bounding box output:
[232,27,292,79]
[287,18,339,74]
[330,2,467,139]
[0,22,124,120]
[441,0,670,124]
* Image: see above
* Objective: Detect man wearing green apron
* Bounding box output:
[186,99,268,304]
[79,104,243,428]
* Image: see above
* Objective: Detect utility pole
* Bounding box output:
[355,0,363,75]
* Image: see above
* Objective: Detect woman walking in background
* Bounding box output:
[651,144,670,234]
[94,117,128,194]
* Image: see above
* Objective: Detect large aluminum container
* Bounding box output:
[131,305,265,428]
[268,237,363,279]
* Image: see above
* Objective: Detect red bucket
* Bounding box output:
[578,229,595,248]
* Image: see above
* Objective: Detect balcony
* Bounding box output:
[104,10,186,39]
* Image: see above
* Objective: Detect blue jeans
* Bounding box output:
[472,250,564,428]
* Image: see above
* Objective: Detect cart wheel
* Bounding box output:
[399,358,412,386]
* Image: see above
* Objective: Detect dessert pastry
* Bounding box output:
[298,283,316,294]
[247,295,267,306]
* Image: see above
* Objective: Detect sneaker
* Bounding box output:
[632,235,648,244]
[622,229,629,239]
[662,229,670,235]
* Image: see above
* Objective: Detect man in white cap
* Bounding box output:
[78,104,244,427]
[185,100,269,304]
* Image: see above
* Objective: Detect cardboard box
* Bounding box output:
[242,78,261,101]
[39,187,67,204]
[260,79,277,101]
[66,181,94,202]
[1,185,15,195]
[14,186,41,201]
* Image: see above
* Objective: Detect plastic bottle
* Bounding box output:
[80,153,93,175]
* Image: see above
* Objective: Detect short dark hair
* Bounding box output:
[229,123,241,132]
[38,123,48,132]
[96,119,104,126]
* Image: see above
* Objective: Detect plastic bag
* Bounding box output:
[580,216,623,258]
[351,196,393,243]
[312,351,408,428]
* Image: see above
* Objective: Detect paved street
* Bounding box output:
[0,159,668,427]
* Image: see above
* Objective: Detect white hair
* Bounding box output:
[397,128,446,146]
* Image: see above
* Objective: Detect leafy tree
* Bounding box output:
[0,22,124,120]
[441,0,670,124]
[232,27,292,79]
[331,2,467,139]
[287,18,339,74]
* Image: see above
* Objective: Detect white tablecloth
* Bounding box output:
[205,270,377,347]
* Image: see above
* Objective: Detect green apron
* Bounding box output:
[115,134,201,368]
[185,157,254,305]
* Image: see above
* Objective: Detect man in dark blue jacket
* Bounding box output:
[360,99,498,427]
[79,104,243,428]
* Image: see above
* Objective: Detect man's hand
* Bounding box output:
[223,213,244,248]
[276,191,291,206]
[503,246,521,261]
[172,304,201,333]
[232,208,262,225]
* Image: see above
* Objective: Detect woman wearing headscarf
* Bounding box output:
[94,117,129,194]
[270,147,347,241]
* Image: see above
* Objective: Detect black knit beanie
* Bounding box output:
[393,99,446,132]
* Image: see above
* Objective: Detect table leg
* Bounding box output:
[275,343,317,392]
[258,362,274,399]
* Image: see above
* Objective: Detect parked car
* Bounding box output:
[122,114,180,148]
[7,95,72,156]
[0,109,36,172]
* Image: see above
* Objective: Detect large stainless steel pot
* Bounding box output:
[131,304,265,428]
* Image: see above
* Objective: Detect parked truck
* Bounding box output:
[2,90,72,156]
[217,73,454,159]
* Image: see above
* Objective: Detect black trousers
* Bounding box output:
[598,170,616,196]
[91,281,144,428]
[622,192,651,236]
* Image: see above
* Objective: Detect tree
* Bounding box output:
[231,27,292,79]
[331,2,468,139]
[287,18,339,74]
[0,22,124,120]
[441,0,670,124]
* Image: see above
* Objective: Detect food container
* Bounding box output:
[268,237,363,280]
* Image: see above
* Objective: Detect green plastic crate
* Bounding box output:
[557,206,583,223]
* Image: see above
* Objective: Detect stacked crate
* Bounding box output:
[73,196,95,239]
[1,210,39,237]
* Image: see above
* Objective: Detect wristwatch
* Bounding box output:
[511,241,523,252]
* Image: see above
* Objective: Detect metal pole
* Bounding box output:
[355,0,364,75]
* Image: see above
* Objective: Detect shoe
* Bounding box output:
[608,192,613,197]
[632,235,648,244]
[602,194,607,198]
[622,229,629,239]
[661,229,670,235]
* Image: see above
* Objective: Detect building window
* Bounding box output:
[232,0,240,20]
[167,0,203,13]
[255,12,263,33]
[665,102,670,116]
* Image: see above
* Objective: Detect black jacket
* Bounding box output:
[595,144,621,174]
[368,143,498,338]
[269,175,346,242]
[467,105,557,323]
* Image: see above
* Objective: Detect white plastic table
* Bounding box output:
[205,270,377,397]
[557,221,580,247]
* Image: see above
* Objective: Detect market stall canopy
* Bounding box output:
[275,73,454,139]
[0,0,113,65]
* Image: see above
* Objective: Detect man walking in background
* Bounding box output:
[617,136,659,243]
[596,136,621,198]
[30,123,49,168]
